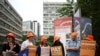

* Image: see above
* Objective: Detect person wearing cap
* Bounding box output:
[20,32,35,51]
[85,35,94,41]
[51,35,65,56]
[36,35,49,56]
[2,32,20,56]
[66,32,80,56]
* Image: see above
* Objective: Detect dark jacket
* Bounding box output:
[36,46,41,56]
[51,40,65,56]
[2,43,20,54]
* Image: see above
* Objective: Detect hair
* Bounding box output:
[6,36,15,44]
[40,42,48,46]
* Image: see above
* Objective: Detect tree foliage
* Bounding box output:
[57,4,73,16]
[47,36,54,46]
[77,0,100,55]
[57,0,77,17]
[77,0,100,41]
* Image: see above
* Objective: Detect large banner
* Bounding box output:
[51,46,63,56]
[81,17,92,39]
[41,47,50,56]
[74,8,81,40]
[54,17,72,55]
[80,40,96,56]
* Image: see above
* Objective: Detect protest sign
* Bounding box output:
[80,40,96,56]
[41,47,50,56]
[51,46,63,56]
[28,46,36,56]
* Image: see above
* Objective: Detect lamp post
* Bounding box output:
[67,0,74,32]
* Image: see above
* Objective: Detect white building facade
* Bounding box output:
[43,2,66,37]
[23,20,40,39]
[0,0,22,43]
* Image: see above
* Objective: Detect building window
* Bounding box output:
[49,28,52,30]
[44,17,48,20]
[43,14,48,16]
[43,21,48,23]
[0,21,5,26]
[44,4,48,6]
[48,10,52,13]
[43,11,47,14]
[50,32,54,34]
[43,28,48,30]
[0,0,4,3]
[43,25,48,27]
[44,32,48,34]
[50,14,56,16]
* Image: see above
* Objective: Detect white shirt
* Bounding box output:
[21,39,33,51]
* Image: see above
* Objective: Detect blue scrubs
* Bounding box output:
[66,40,80,56]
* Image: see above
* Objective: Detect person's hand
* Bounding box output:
[7,50,15,54]
[10,45,16,50]
[13,54,18,56]
[70,47,79,50]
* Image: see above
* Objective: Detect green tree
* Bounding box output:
[57,0,77,17]
[20,35,27,43]
[77,0,100,55]
[35,40,41,46]
[47,36,54,46]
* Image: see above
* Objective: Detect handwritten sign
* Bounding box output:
[80,40,96,56]
[41,47,50,56]
[28,46,36,56]
[51,46,63,56]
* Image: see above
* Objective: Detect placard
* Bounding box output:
[28,46,36,56]
[51,46,63,56]
[41,47,50,56]
[80,40,96,56]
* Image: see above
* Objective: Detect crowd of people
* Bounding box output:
[1,32,95,56]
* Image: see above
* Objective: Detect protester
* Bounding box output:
[2,32,20,56]
[51,35,65,56]
[36,35,49,56]
[66,32,80,56]
[21,32,35,51]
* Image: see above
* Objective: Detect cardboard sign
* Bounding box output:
[80,40,96,56]
[41,47,50,56]
[28,46,36,56]
[51,46,63,56]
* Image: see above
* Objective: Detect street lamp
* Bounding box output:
[67,0,75,32]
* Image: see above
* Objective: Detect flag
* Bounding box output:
[18,49,28,56]
[74,8,81,40]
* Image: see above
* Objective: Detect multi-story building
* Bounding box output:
[0,0,22,43]
[43,2,66,37]
[23,21,33,34]
[23,20,40,39]
[33,21,40,38]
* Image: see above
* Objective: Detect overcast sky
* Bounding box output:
[8,0,66,35]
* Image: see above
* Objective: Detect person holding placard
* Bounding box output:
[36,35,50,56]
[50,35,65,56]
[21,32,35,51]
[2,32,20,56]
